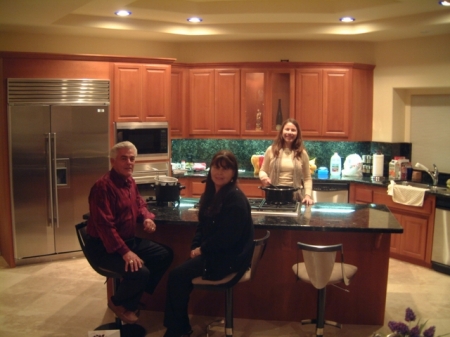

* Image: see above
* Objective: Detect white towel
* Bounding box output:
[388,183,426,207]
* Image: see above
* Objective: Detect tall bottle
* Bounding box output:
[330,152,342,177]
[275,99,283,131]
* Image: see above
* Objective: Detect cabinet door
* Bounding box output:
[170,67,187,137]
[400,214,428,261]
[189,69,214,135]
[141,64,170,121]
[295,68,323,137]
[269,69,295,135]
[241,69,267,136]
[238,180,264,197]
[113,63,142,121]
[322,69,350,137]
[215,69,240,135]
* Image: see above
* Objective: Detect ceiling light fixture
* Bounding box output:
[439,1,450,6]
[340,17,355,22]
[115,10,131,17]
[187,17,202,23]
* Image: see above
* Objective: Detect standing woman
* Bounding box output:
[163,150,254,337]
[259,118,314,205]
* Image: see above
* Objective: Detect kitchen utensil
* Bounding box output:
[259,185,299,203]
[155,176,178,186]
[153,182,186,202]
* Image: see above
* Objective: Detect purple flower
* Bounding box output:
[423,326,436,337]
[388,321,410,334]
[405,307,417,322]
[410,326,420,337]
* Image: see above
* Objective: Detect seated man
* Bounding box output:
[86,141,173,324]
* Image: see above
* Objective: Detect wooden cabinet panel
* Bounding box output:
[400,214,428,261]
[170,68,187,137]
[113,63,170,122]
[295,68,323,136]
[192,180,206,197]
[141,65,170,121]
[238,180,264,197]
[322,69,350,137]
[189,69,215,134]
[215,69,240,134]
[114,64,141,121]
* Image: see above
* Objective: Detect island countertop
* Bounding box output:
[148,198,403,233]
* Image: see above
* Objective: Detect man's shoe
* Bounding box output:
[107,300,139,324]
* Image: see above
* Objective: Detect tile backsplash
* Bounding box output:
[171,139,412,177]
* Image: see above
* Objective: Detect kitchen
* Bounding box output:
[1,1,450,336]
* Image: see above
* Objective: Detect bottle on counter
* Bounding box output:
[181,160,186,170]
[330,152,342,177]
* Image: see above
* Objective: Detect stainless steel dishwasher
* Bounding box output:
[431,195,450,276]
[312,181,349,203]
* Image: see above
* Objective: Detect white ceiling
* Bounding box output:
[0,0,450,43]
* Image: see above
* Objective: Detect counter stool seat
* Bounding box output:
[292,242,357,337]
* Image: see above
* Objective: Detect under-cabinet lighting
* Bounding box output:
[439,1,450,6]
[310,208,355,214]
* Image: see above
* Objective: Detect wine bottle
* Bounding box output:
[275,99,283,131]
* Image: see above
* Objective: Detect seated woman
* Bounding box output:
[163,149,255,337]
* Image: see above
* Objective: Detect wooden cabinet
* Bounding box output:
[170,67,187,138]
[113,63,171,122]
[295,65,373,140]
[178,177,263,198]
[349,183,436,267]
[238,179,264,198]
[241,68,295,137]
[189,68,240,136]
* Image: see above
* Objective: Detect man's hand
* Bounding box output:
[143,219,156,233]
[123,251,143,272]
[190,247,201,259]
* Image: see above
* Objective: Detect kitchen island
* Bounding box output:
[134,198,402,326]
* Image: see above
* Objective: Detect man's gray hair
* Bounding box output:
[110,141,138,158]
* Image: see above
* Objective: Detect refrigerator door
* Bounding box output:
[51,105,109,253]
[9,105,55,258]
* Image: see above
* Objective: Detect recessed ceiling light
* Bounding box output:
[115,10,131,17]
[187,17,202,23]
[340,17,355,22]
[439,1,450,6]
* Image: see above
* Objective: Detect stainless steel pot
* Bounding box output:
[259,185,299,203]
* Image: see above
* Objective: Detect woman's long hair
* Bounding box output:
[199,150,239,218]
[271,118,305,159]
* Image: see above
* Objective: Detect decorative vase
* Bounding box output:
[275,99,283,131]
[256,109,262,130]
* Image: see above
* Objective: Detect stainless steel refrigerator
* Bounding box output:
[8,79,110,261]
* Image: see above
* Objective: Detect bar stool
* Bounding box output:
[292,242,357,337]
[75,221,146,337]
[192,230,270,337]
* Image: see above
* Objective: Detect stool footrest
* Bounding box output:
[300,318,342,329]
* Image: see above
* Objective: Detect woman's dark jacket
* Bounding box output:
[191,186,254,280]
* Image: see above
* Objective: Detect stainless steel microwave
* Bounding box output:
[114,122,170,161]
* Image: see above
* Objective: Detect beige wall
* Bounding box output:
[1,31,449,142]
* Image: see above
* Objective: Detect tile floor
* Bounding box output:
[0,256,449,337]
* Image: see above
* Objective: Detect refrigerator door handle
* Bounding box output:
[46,133,54,227]
[51,132,60,228]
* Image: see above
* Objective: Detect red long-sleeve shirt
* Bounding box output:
[86,168,154,256]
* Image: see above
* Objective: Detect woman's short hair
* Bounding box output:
[110,141,137,158]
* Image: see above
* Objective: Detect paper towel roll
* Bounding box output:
[372,154,384,177]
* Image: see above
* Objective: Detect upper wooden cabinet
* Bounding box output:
[170,67,187,138]
[241,68,295,137]
[189,68,240,136]
[295,65,373,140]
[113,63,171,122]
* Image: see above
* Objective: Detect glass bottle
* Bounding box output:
[275,99,283,131]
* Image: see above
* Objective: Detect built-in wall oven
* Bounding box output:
[312,181,349,203]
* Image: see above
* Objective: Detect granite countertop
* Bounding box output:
[148,198,403,233]
[178,171,450,197]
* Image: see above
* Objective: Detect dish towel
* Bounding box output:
[387,181,426,207]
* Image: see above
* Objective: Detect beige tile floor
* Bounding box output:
[0,256,449,337]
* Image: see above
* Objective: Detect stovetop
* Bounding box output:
[187,198,300,217]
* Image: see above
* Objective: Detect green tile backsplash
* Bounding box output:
[171,139,412,176]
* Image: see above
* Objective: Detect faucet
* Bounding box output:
[415,162,439,187]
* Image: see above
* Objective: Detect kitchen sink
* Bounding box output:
[394,180,449,194]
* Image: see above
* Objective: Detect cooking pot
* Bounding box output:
[152,182,186,203]
[259,185,299,203]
